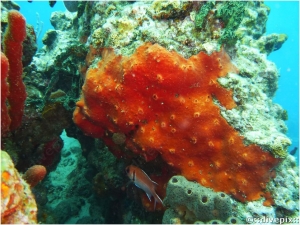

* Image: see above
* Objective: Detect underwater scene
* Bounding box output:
[1,0,299,224]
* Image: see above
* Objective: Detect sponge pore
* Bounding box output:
[163,176,233,223]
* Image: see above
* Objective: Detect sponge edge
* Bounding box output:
[162,175,234,224]
[1,151,37,224]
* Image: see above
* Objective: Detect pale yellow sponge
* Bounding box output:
[1,151,37,224]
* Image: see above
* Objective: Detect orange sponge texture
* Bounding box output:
[73,43,280,202]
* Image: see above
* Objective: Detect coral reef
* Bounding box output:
[42,29,57,46]
[215,1,247,45]
[195,1,247,45]
[87,1,202,57]
[219,45,291,158]
[0,1,20,11]
[216,155,299,224]
[74,42,280,203]
[269,155,299,217]
[0,4,80,172]
[162,175,239,224]
[50,11,75,31]
[195,1,214,30]
[163,157,299,224]
[1,151,37,223]
[0,0,297,223]
[149,0,193,19]
[25,12,87,104]
[22,24,38,67]
[235,2,288,55]
[79,1,290,159]
[1,104,67,171]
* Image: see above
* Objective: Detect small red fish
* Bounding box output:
[126,165,163,210]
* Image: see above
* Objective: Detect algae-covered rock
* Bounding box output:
[42,29,57,46]
[50,11,74,30]
[150,0,193,19]
[256,33,288,54]
[91,27,107,48]
[23,24,37,67]
[270,136,290,158]
[218,44,291,158]
[215,1,247,45]
[268,155,299,214]
[195,1,214,30]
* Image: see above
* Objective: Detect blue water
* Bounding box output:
[265,1,299,162]
[17,0,65,48]
[16,1,299,161]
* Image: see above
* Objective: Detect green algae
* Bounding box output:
[194,1,247,46]
[215,1,247,45]
[195,1,215,30]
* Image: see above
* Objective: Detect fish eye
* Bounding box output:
[125,167,130,173]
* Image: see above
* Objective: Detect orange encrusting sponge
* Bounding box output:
[73,43,280,202]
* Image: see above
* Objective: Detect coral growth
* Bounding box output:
[268,155,299,216]
[195,1,215,30]
[214,1,247,44]
[1,151,37,223]
[219,45,291,158]
[149,0,193,19]
[74,43,280,202]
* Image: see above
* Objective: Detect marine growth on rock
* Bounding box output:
[73,43,280,203]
